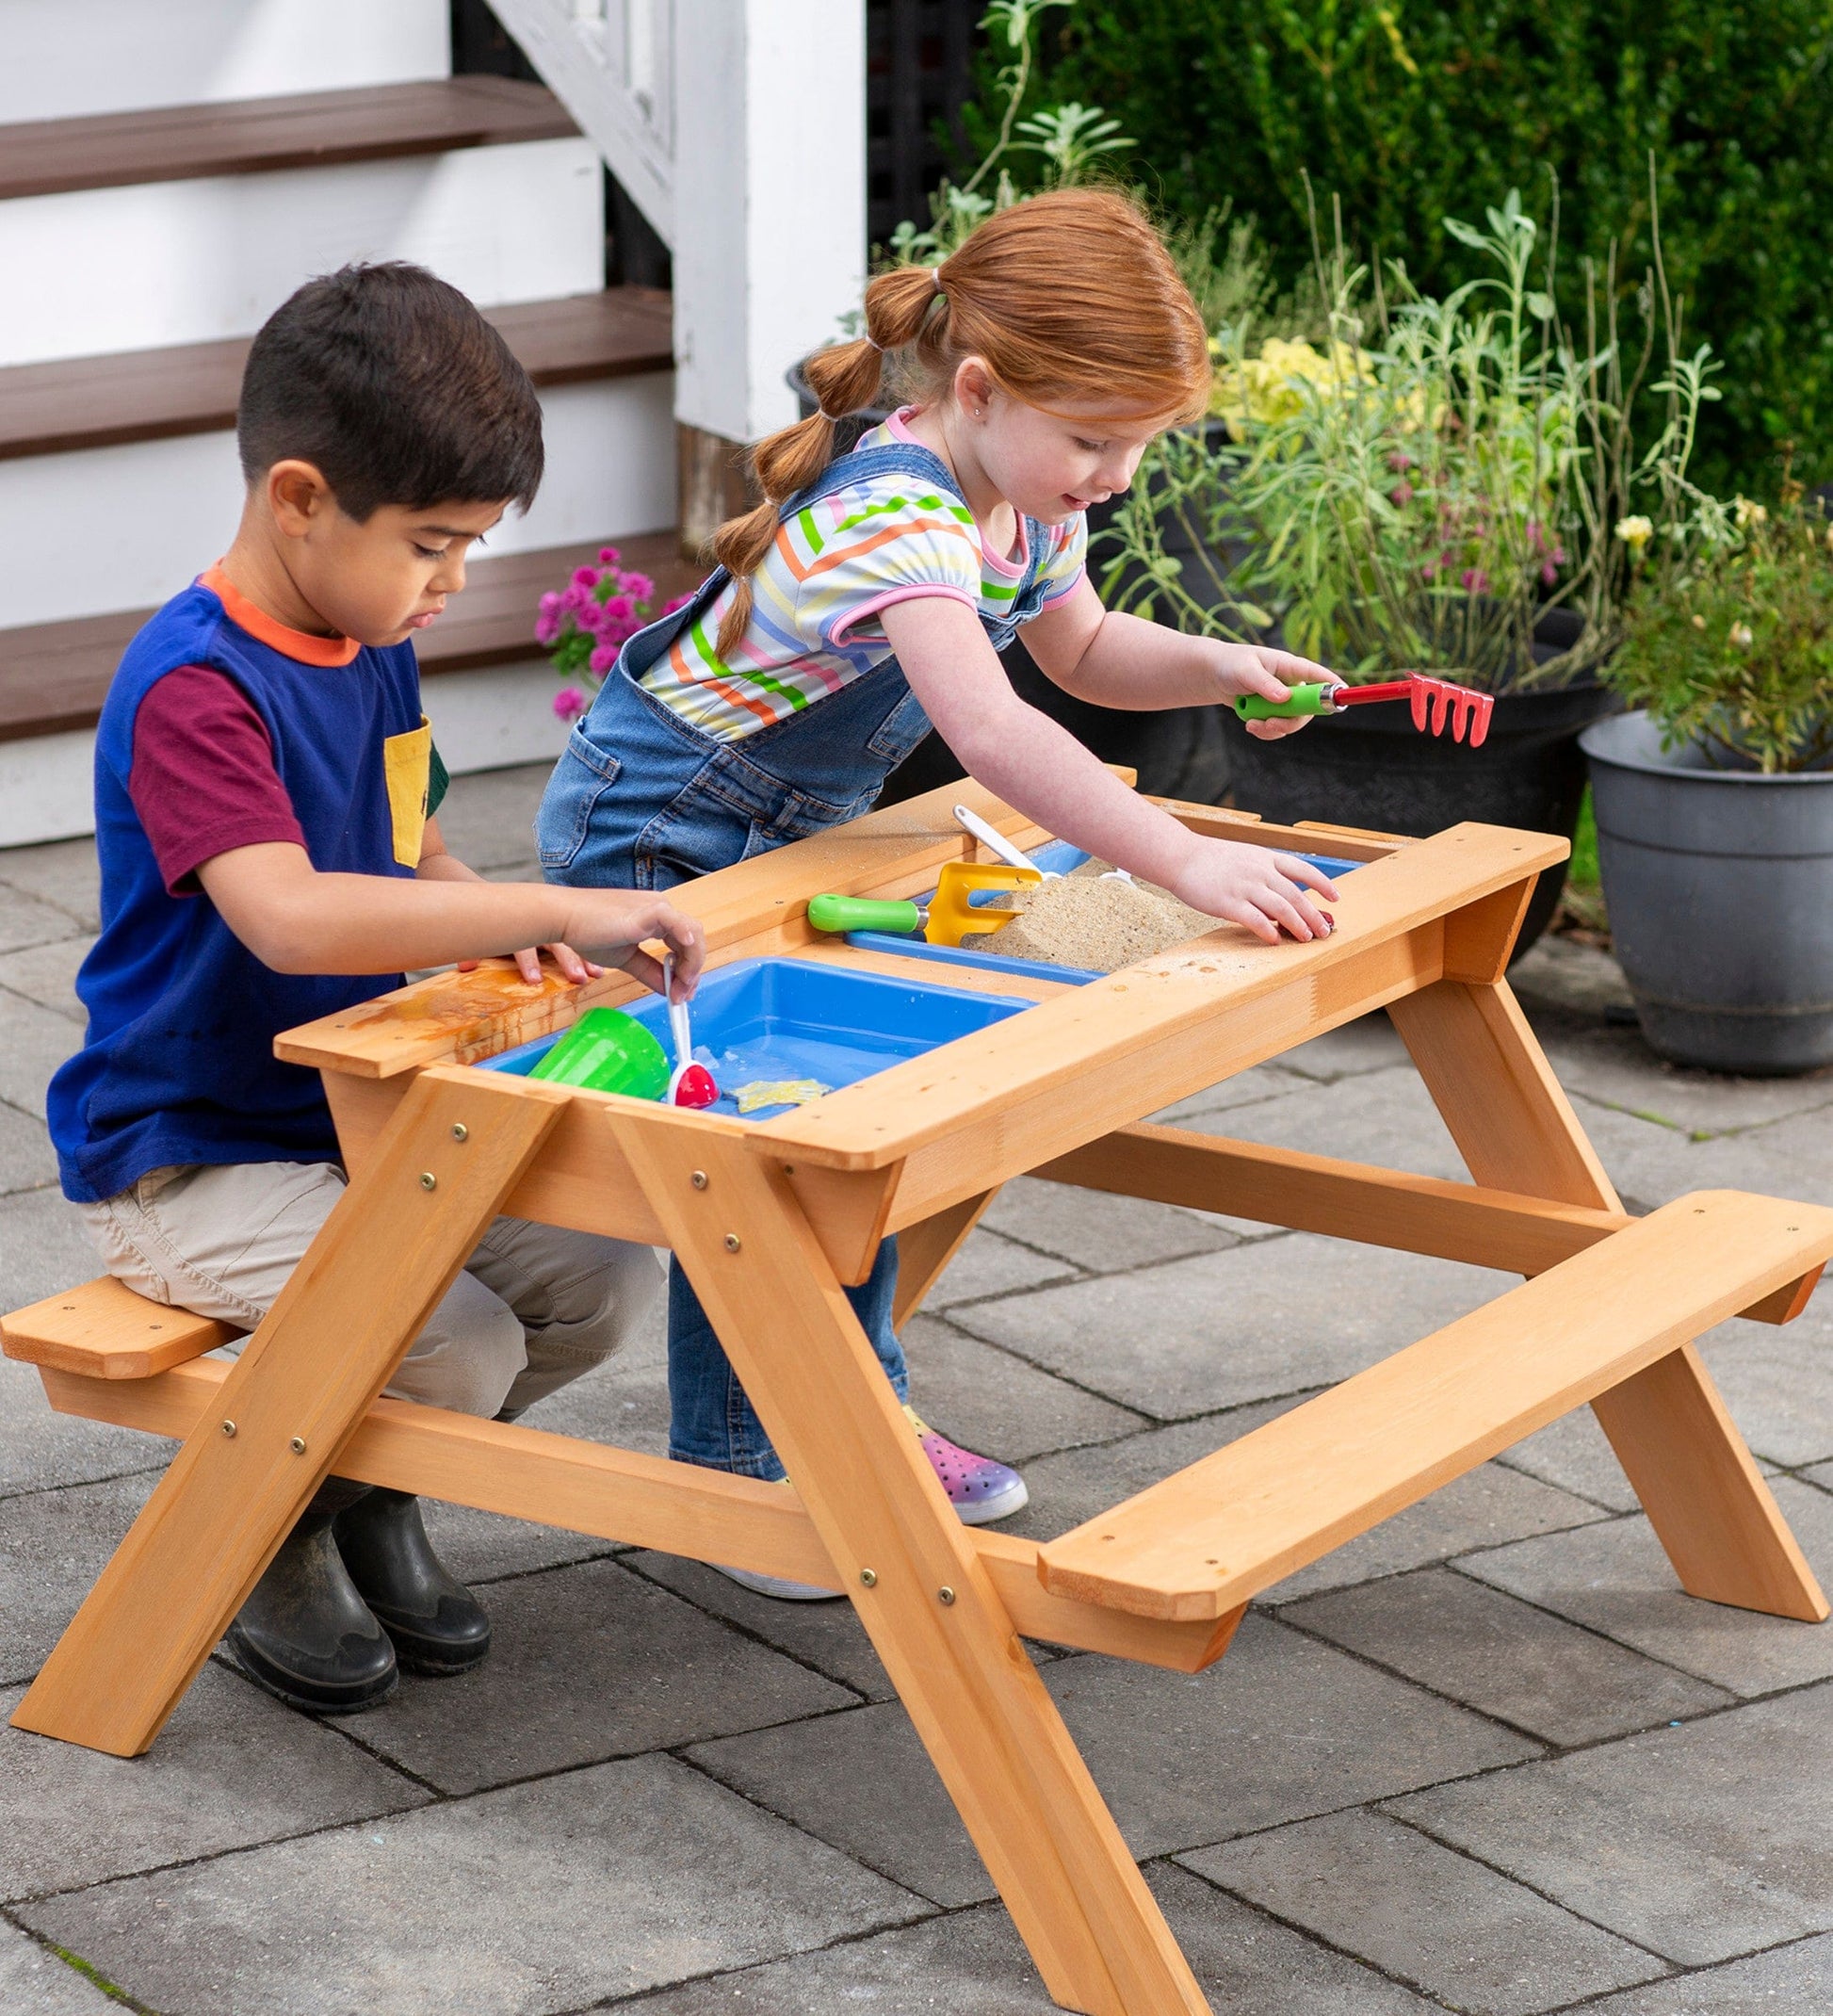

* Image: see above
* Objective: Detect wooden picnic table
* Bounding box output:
[8,775,1832,2016]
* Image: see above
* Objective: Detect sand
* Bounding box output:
[960,862,1220,972]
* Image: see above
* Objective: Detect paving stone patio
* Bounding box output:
[3,760,1831,2014]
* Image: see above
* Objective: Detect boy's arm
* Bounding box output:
[196,841,704,997]
[1018,576,1332,737]
[879,595,1336,944]
[414,814,600,985]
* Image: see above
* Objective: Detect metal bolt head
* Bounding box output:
[419,1171,438,1191]
[723,1233,741,1252]
[451,1123,468,1143]
[289,1437,307,1455]
[220,1419,236,1438]
[859,1568,878,1587]
[690,1170,708,1190]
[937,1585,956,1606]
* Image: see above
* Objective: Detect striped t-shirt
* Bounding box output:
[638,410,1087,741]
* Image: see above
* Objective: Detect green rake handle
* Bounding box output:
[1233,681,1338,722]
[807,893,924,935]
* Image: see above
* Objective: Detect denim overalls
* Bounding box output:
[537,437,1061,1477]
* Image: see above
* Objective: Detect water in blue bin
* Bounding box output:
[479,957,1033,1119]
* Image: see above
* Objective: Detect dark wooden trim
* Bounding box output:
[0,289,673,463]
[0,77,576,203]
[0,533,705,744]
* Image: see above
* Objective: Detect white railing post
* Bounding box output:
[672,0,868,554]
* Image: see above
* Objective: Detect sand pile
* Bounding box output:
[961,862,1219,972]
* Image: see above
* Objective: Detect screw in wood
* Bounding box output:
[451,1123,468,1142]
[859,1569,878,1587]
[219,1420,236,1438]
[289,1437,307,1455]
[938,1586,956,1605]
[724,1233,742,1252]
[690,1171,708,1190]
[420,1172,438,1191]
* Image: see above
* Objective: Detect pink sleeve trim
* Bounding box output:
[826,583,978,647]
[1036,565,1088,608]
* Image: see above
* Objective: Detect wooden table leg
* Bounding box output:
[892,1188,998,1331]
[1389,978,1825,1620]
[624,1129,1208,2016]
[12,1066,567,1756]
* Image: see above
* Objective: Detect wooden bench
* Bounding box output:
[10,779,1831,2016]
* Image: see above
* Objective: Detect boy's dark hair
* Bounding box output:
[237,263,543,520]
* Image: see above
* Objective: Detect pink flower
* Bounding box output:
[601,594,634,625]
[552,687,586,722]
[597,545,622,566]
[1420,558,1440,580]
[589,642,619,675]
[1461,567,1489,595]
[1387,451,1414,471]
[621,572,654,603]
[571,565,599,591]
[662,592,693,615]
[1390,481,1414,508]
[559,582,590,615]
[1540,561,1559,586]
[533,592,564,647]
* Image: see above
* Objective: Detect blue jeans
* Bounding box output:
[538,440,1058,1474]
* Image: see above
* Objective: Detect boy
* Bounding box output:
[48,263,704,1716]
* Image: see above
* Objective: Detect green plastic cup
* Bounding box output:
[528,1006,671,1099]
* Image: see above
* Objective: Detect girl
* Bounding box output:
[538,189,1338,1594]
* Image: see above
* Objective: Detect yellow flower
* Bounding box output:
[1691,612,1707,629]
[1208,336,1379,440]
[1614,515,1654,550]
[1733,496,1768,529]
[1729,621,1754,647]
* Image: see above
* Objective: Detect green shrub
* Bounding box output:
[1608,495,1833,772]
[986,1,1833,495]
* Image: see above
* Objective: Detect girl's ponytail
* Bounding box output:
[712,264,947,659]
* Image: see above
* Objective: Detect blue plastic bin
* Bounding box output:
[478,957,1034,1119]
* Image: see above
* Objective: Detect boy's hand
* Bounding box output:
[1165,837,1338,945]
[504,942,602,986]
[1208,643,1342,741]
[558,890,706,1000]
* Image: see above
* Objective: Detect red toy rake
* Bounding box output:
[1236,674,1494,747]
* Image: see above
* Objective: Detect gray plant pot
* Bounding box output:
[1580,710,1833,1074]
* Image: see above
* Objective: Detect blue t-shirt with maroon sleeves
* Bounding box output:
[48,571,432,1204]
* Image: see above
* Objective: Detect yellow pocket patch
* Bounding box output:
[383,718,433,869]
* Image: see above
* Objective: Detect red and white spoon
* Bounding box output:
[661,955,718,1109]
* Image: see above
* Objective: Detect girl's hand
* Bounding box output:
[1166,837,1338,945]
[558,890,706,1000]
[1209,643,1342,741]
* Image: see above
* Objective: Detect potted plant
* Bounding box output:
[535,547,689,724]
[1582,491,1833,1072]
[1101,184,1725,951]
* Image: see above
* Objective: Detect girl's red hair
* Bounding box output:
[712,187,1209,657]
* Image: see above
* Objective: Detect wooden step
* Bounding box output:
[0,77,575,203]
[1037,1190,1833,1621]
[0,288,672,462]
[0,531,706,742]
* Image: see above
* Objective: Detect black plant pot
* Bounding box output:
[1224,672,1620,956]
[788,364,1236,804]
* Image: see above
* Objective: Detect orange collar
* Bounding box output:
[200,564,361,667]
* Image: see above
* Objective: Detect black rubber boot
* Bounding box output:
[333,1488,492,1676]
[225,1479,397,1715]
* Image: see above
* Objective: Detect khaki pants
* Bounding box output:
[81,1161,663,1419]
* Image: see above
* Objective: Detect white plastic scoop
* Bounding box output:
[952,802,1131,884]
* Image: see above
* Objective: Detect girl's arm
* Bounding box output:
[880,596,1337,944]
[1020,576,1333,740]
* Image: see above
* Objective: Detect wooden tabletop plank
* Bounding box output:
[1038,1190,1833,1620]
[0,288,672,462]
[0,77,576,203]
